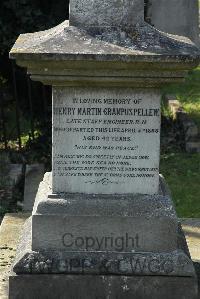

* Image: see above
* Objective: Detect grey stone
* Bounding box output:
[9,21,199,89]
[181,218,200,296]
[10,175,196,280]
[52,87,161,195]
[9,164,23,186]
[9,274,198,299]
[177,111,199,140]
[30,174,179,252]
[33,173,176,217]
[23,164,44,212]
[146,0,200,47]
[31,215,178,252]
[168,99,182,119]
[0,214,199,299]
[186,140,200,153]
[8,18,199,95]
[8,0,200,298]
[12,219,194,277]
[14,249,195,277]
[165,94,177,102]
[194,262,200,297]
[184,124,199,140]
[11,209,196,278]
[10,20,199,64]
[172,104,200,153]
[0,164,23,211]
[69,0,144,28]
[10,174,196,280]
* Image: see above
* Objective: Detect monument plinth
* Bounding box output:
[9,0,200,298]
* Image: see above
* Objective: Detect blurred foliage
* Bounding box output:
[163,68,200,101]
[161,67,200,217]
[0,0,69,55]
[0,1,67,165]
[0,152,10,189]
[0,0,69,84]
[163,67,200,128]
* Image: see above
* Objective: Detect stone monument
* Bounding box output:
[9,0,200,298]
[145,0,200,47]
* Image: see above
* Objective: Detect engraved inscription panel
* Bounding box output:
[52,87,161,194]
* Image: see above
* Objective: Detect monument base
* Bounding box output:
[8,173,198,298]
[9,274,198,299]
[11,218,195,277]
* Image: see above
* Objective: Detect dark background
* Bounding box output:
[0,0,69,81]
[0,0,151,166]
[0,0,70,165]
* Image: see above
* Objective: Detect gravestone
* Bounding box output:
[9,0,200,298]
[53,88,161,195]
[146,0,200,47]
[23,164,45,211]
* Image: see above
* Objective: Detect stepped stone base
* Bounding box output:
[9,274,198,299]
[31,173,178,253]
[0,214,199,299]
[11,217,195,277]
[9,219,198,299]
[7,174,198,298]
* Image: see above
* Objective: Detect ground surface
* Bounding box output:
[0,213,30,299]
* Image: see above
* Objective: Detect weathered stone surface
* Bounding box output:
[0,162,23,219]
[14,249,195,277]
[32,215,177,252]
[8,1,200,298]
[10,20,199,61]
[11,211,195,277]
[30,174,178,252]
[9,274,198,299]
[146,0,200,47]
[23,164,44,212]
[9,19,200,88]
[33,173,175,217]
[182,219,200,295]
[184,124,199,140]
[186,140,200,153]
[168,99,182,119]
[0,214,199,298]
[52,87,161,194]
[12,219,194,276]
[70,0,144,28]
[9,165,23,186]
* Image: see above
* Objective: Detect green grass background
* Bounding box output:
[161,68,200,217]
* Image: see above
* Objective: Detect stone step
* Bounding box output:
[0,213,200,299]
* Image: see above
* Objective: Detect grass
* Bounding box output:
[160,153,200,218]
[161,67,200,217]
[163,67,200,128]
[177,68,200,129]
